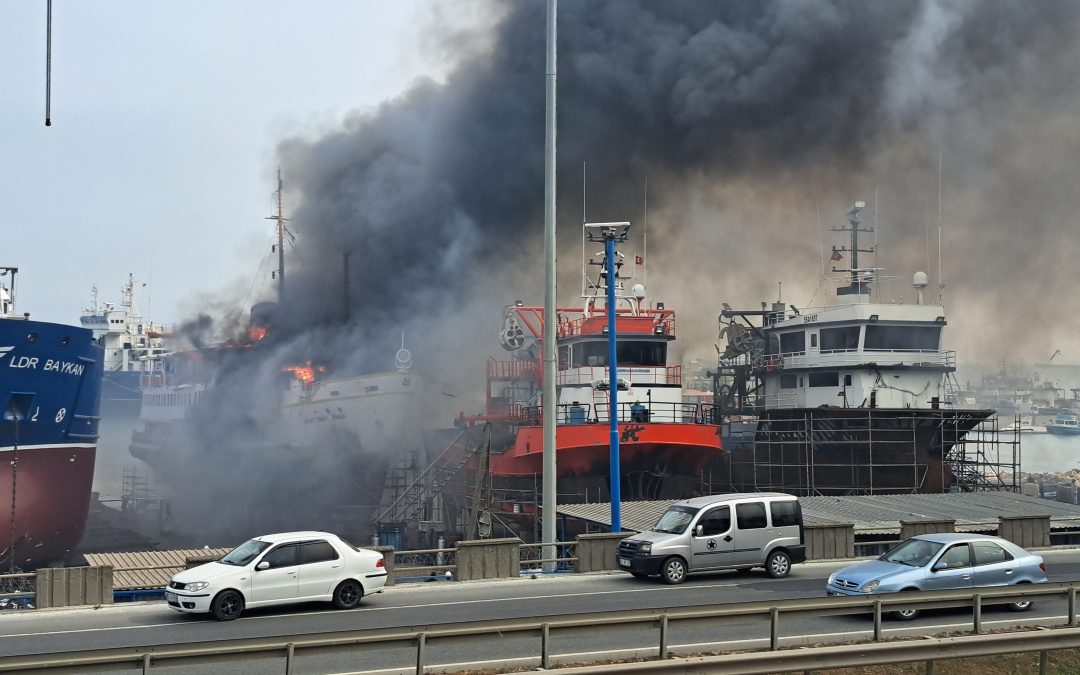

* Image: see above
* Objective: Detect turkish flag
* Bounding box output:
[635,255,644,265]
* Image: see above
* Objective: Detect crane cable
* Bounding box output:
[45,0,52,126]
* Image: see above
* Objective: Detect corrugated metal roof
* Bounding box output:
[84,548,231,590]
[558,492,1080,536]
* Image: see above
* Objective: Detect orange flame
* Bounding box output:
[248,325,268,342]
[283,361,325,384]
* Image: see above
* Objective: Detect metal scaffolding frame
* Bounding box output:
[705,409,1019,496]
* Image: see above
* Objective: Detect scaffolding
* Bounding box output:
[704,409,1019,496]
[119,466,170,535]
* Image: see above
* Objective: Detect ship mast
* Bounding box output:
[831,200,875,297]
[266,168,290,304]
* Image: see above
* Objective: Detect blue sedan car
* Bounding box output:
[826,533,1047,620]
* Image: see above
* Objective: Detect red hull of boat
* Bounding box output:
[0,445,97,568]
[489,423,721,477]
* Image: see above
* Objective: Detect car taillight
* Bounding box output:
[376,558,385,568]
[1040,562,1046,572]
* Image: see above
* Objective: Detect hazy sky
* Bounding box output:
[1,1,450,326]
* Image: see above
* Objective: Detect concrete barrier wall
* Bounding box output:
[456,538,521,581]
[576,533,631,572]
[998,515,1051,549]
[372,546,396,586]
[35,566,113,608]
[900,519,956,540]
[805,524,854,560]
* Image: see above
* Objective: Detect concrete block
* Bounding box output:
[576,532,632,572]
[456,538,521,581]
[805,524,854,560]
[998,515,1051,549]
[372,546,396,586]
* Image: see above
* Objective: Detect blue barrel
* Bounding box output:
[568,404,587,424]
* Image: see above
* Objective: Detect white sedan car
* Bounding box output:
[166,531,387,621]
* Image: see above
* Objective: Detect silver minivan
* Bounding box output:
[617,492,806,584]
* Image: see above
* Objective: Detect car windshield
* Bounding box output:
[219,539,272,566]
[652,505,700,534]
[880,538,945,567]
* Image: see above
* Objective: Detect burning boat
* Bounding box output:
[1,267,103,568]
[711,201,1014,495]
[457,222,722,526]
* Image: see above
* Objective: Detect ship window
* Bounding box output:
[572,341,666,367]
[780,374,798,389]
[810,333,818,348]
[844,374,852,386]
[558,346,570,369]
[820,326,860,351]
[779,331,805,355]
[735,502,768,530]
[864,325,941,351]
[809,372,839,387]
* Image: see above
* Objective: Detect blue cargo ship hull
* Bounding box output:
[1,318,103,568]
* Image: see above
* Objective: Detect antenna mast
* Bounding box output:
[266,168,291,304]
[937,147,944,302]
[831,201,874,297]
[643,176,648,289]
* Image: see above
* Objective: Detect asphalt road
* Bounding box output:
[5,548,1080,674]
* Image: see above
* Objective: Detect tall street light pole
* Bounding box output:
[541,0,558,569]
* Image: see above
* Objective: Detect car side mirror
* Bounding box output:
[932,561,947,572]
[695,525,703,537]
[256,561,270,571]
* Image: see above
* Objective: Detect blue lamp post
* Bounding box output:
[586,222,629,534]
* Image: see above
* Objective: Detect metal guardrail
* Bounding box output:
[3,582,1078,674]
[0,572,35,601]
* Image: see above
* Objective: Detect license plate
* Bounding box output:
[165,592,177,603]
[618,558,631,568]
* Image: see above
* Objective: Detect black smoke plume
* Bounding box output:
[148,1,1080,544]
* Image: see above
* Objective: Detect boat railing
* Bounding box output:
[514,401,714,425]
[761,349,956,371]
[556,365,681,387]
[762,392,802,409]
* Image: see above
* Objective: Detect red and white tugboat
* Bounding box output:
[466,225,722,506]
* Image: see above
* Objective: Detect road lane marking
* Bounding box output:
[320,615,1073,675]
[0,582,745,638]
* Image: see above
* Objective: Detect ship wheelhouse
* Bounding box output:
[762,304,954,410]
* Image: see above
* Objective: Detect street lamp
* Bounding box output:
[586,222,630,533]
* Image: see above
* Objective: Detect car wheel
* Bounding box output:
[891,589,920,621]
[765,550,791,579]
[210,590,244,622]
[660,557,687,585]
[333,579,364,609]
[1008,584,1033,612]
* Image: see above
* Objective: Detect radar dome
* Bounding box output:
[631,283,646,300]
[912,271,929,288]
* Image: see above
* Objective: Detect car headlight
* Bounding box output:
[185,581,210,592]
[827,572,837,586]
[859,580,880,593]
[639,543,652,554]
